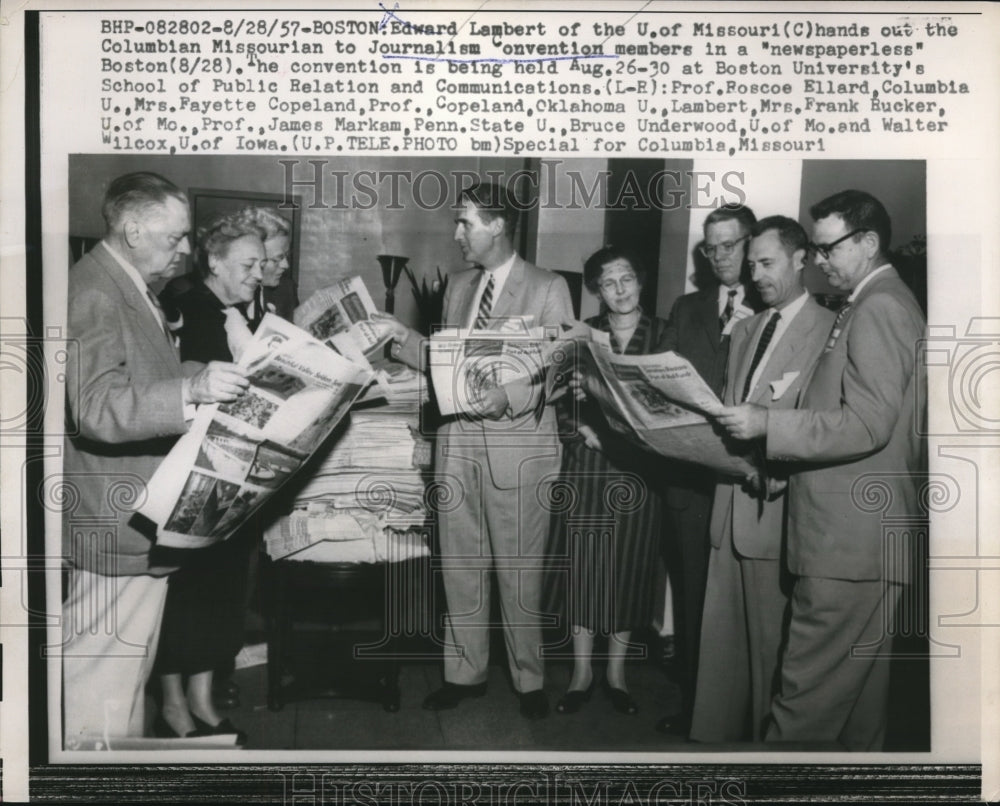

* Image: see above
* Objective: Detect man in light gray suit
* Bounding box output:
[719,190,926,750]
[377,182,573,719]
[63,172,247,744]
[691,216,834,742]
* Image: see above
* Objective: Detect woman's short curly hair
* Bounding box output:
[231,206,291,241]
[582,245,646,295]
[196,213,266,278]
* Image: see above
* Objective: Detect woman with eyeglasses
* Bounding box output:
[232,206,295,327]
[152,213,270,744]
[546,246,667,717]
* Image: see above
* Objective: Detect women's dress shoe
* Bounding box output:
[152,714,210,739]
[191,715,248,746]
[555,681,596,715]
[603,680,639,715]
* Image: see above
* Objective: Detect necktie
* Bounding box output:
[145,289,174,344]
[742,311,781,402]
[719,288,738,335]
[825,300,853,350]
[473,273,495,330]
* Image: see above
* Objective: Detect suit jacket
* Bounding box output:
[766,268,926,582]
[657,283,760,506]
[395,255,573,489]
[64,242,188,576]
[709,297,835,559]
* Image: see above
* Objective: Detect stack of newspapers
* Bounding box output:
[263,405,432,564]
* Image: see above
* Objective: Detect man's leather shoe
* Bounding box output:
[422,682,487,711]
[519,690,549,720]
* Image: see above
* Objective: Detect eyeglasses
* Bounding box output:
[808,229,867,260]
[260,252,289,270]
[598,275,638,293]
[699,235,749,259]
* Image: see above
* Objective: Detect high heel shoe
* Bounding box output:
[152,714,210,739]
[555,680,595,715]
[602,680,638,715]
[191,715,248,746]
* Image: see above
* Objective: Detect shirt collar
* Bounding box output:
[848,263,892,301]
[718,283,744,306]
[771,289,809,322]
[102,239,150,295]
[481,252,517,292]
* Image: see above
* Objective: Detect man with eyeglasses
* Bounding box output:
[655,204,761,736]
[717,189,926,750]
[690,216,834,743]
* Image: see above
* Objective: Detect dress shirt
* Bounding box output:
[466,252,516,329]
[745,290,810,397]
[848,264,893,302]
[718,283,754,335]
[103,241,169,332]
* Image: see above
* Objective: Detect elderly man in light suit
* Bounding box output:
[719,190,926,750]
[63,172,247,744]
[377,182,573,719]
[690,216,834,743]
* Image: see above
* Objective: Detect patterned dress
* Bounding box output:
[545,310,667,634]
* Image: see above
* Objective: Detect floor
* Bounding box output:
[197,629,929,753]
[223,636,693,752]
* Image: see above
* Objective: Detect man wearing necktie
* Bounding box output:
[690,216,834,743]
[655,204,762,735]
[62,172,247,744]
[382,182,573,719]
[718,190,926,750]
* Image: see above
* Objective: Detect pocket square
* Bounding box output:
[770,371,800,401]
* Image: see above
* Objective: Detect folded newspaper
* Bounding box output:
[574,327,756,478]
[428,318,580,417]
[293,275,392,364]
[139,314,375,549]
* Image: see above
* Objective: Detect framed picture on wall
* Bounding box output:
[189,188,303,314]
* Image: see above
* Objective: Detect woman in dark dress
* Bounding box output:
[153,214,267,741]
[548,246,667,716]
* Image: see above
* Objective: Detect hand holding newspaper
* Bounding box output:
[293,275,392,364]
[138,314,375,549]
[428,318,582,418]
[571,327,756,478]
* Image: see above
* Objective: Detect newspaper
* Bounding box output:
[138,314,374,549]
[293,275,392,363]
[428,320,578,417]
[579,331,754,477]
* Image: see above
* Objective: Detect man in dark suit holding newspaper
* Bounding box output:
[63,172,246,744]
[690,216,834,742]
[377,182,573,719]
[718,190,926,750]
[656,204,760,734]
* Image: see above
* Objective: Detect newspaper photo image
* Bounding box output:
[580,334,755,477]
[294,274,393,362]
[140,313,375,548]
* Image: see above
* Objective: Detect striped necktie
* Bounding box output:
[742,311,780,402]
[825,300,853,350]
[145,289,174,344]
[473,273,495,330]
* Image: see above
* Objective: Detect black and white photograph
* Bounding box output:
[1,1,997,803]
